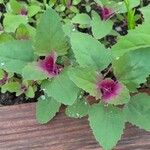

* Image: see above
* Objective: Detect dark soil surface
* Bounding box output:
[0,87,43,106]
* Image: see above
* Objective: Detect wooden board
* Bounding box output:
[0,103,150,150]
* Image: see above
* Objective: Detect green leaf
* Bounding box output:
[68,67,98,97]
[22,63,47,80]
[0,0,4,3]
[3,14,28,32]
[71,32,112,71]
[42,69,80,105]
[35,8,69,56]
[10,0,22,14]
[1,82,21,93]
[0,40,34,74]
[36,96,61,124]
[88,103,125,150]
[0,33,14,43]
[91,11,113,39]
[124,93,150,131]
[72,0,81,5]
[140,5,150,23]
[112,23,150,58]
[113,47,150,91]
[28,5,41,17]
[65,98,89,118]
[25,86,35,98]
[117,0,140,13]
[71,13,91,26]
[15,24,30,40]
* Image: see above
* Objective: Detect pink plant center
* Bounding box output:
[97,79,121,102]
[101,7,114,20]
[20,8,28,16]
[38,52,59,77]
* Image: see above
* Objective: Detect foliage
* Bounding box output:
[0,0,150,149]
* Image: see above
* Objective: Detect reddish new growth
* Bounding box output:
[0,71,8,85]
[20,8,28,16]
[38,52,59,78]
[97,79,121,102]
[100,7,115,20]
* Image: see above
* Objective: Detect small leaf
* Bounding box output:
[3,14,28,32]
[65,98,89,118]
[91,11,113,39]
[71,13,91,26]
[10,0,22,14]
[42,69,80,105]
[25,86,35,98]
[28,5,41,17]
[35,8,69,56]
[124,93,150,131]
[15,24,30,40]
[1,82,21,93]
[71,32,112,71]
[36,96,61,124]
[88,103,125,150]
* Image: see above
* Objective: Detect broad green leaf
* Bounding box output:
[113,47,150,91]
[22,63,47,80]
[35,8,69,56]
[140,5,150,23]
[3,14,28,32]
[88,103,125,150]
[36,96,61,124]
[91,11,113,39]
[65,98,89,118]
[71,13,91,25]
[68,67,98,97]
[42,69,80,105]
[0,40,34,74]
[28,5,41,17]
[112,23,150,58]
[124,93,150,131]
[1,82,21,93]
[71,32,112,71]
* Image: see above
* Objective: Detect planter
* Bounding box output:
[0,102,150,150]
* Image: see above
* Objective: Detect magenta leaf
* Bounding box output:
[38,52,59,78]
[20,8,28,16]
[0,71,8,85]
[97,78,130,105]
[100,7,115,20]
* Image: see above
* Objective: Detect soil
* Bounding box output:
[0,86,43,106]
[0,0,149,106]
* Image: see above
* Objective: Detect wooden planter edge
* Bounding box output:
[0,103,150,150]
